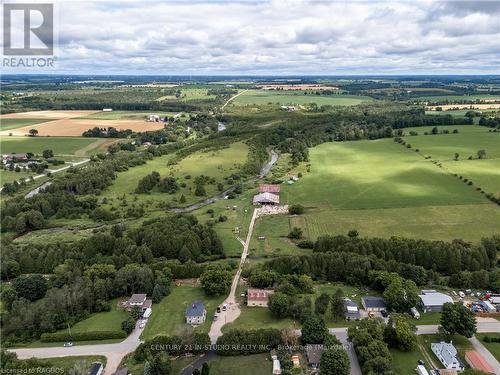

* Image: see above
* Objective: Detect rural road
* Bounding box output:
[331,328,362,375]
[221,89,248,110]
[469,335,500,374]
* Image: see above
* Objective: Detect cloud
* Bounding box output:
[5,0,499,74]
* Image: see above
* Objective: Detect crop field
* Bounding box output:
[78,111,187,120]
[0,136,103,155]
[232,89,373,106]
[252,136,500,246]
[1,110,99,119]
[413,94,500,102]
[0,118,56,131]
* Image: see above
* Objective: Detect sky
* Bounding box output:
[3,0,500,75]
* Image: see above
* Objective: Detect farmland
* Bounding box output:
[413,94,500,103]
[232,89,373,106]
[0,118,56,131]
[0,136,104,156]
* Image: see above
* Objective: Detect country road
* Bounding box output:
[221,89,248,110]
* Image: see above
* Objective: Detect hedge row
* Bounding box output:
[40,330,126,342]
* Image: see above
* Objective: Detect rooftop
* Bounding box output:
[419,292,453,307]
[248,288,274,301]
[465,351,494,374]
[259,184,281,193]
[186,301,205,317]
[128,294,147,304]
[362,296,386,309]
[305,344,324,364]
[253,192,280,204]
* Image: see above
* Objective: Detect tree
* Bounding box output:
[131,305,143,320]
[301,314,328,344]
[288,204,305,215]
[320,346,350,375]
[180,194,187,203]
[331,289,345,321]
[195,184,206,196]
[200,268,232,296]
[288,227,302,239]
[42,149,54,159]
[384,315,417,351]
[454,153,459,161]
[347,229,359,238]
[121,316,136,334]
[440,302,477,338]
[29,129,38,136]
[383,277,419,313]
[431,126,439,135]
[12,274,48,301]
[201,363,210,375]
[315,292,330,315]
[477,149,487,159]
[268,292,290,318]
[148,352,171,375]
[158,177,179,194]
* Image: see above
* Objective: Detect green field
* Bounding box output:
[0,136,103,155]
[79,111,186,120]
[0,118,53,131]
[10,356,106,373]
[209,354,272,375]
[141,284,225,340]
[476,333,500,361]
[233,90,373,106]
[414,94,500,102]
[253,137,500,244]
[0,170,36,184]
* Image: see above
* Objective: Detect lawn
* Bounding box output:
[476,333,500,361]
[0,136,102,155]
[390,346,425,374]
[10,356,106,373]
[0,169,36,184]
[272,138,500,242]
[209,353,272,375]
[141,284,226,340]
[222,303,298,333]
[0,118,54,131]
[233,90,373,106]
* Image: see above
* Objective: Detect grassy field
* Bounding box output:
[209,353,272,375]
[0,169,36,184]
[141,284,225,340]
[476,333,500,361]
[11,356,106,373]
[233,90,373,106]
[0,118,54,131]
[414,94,500,102]
[0,136,103,155]
[78,111,186,120]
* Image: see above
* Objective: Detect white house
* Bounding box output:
[431,342,464,370]
[185,301,206,325]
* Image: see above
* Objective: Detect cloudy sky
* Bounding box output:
[5,0,500,75]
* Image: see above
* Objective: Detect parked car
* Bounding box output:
[216,306,221,313]
[213,314,218,321]
[139,322,145,329]
[63,342,73,347]
[222,304,228,311]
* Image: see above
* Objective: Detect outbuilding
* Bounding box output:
[247,288,274,307]
[253,192,279,205]
[344,299,361,320]
[418,291,453,313]
[464,351,495,375]
[361,296,386,312]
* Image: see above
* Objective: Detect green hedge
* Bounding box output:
[40,330,126,342]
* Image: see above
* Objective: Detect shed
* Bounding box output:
[142,307,152,319]
[247,288,274,307]
[272,359,282,374]
[419,292,453,313]
[464,351,495,375]
[89,362,104,375]
[259,184,281,194]
[344,299,361,320]
[361,296,386,312]
[253,192,279,205]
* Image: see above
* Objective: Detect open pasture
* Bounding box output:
[0,110,99,119]
[0,136,102,155]
[1,118,165,137]
[413,94,500,103]
[0,118,56,131]
[233,89,373,106]
[78,111,185,120]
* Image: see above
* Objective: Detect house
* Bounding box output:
[102,108,113,112]
[305,344,324,369]
[431,342,464,370]
[253,192,279,205]
[247,288,274,307]
[122,294,152,312]
[259,184,281,194]
[186,301,206,325]
[344,299,361,320]
[146,114,160,122]
[89,362,104,375]
[361,296,386,312]
[464,351,495,375]
[113,368,128,375]
[2,153,29,164]
[419,291,453,313]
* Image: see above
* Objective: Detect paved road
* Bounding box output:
[469,336,500,374]
[331,328,362,375]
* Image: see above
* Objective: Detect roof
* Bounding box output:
[362,296,386,309]
[128,294,147,304]
[143,299,153,309]
[89,362,103,375]
[253,192,280,204]
[465,351,494,374]
[432,342,460,368]
[114,368,128,375]
[259,184,281,193]
[305,344,324,364]
[248,288,274,302]
[419,292,453,307]
[186,301,205,317]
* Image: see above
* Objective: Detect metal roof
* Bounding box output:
[186,301,205,317]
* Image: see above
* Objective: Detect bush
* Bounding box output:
[288,204,305,215]
[40,330,126,342]
[297,240,314,249]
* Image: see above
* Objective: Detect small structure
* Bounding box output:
[291,354,300,368]
[142,307,152,319]
[305,344,324,369]
[122,294,152,312]
[410,307,420,319]
[361,296,386,312]
[253,192,279,205]
[437,370,458,375]
[186,301,206,325]
[489,294,500,305]
[271,350,282,374]
[479,300,496,313]
[113,368,128,375]
[259,184,281,194]
[247,288,274,307]
[102,108,113,112]
[431,342,464,371]
[465,351,494,375]
[415,365,429,375]
[146,114,160,122]
[89,362,104,375]
[344,299,361,320]
[419,291,453,313]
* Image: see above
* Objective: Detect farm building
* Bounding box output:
[418,291,453,312]
[361,296,386,312]
[344,299,361,320]
[247,288,274,307]
[185,301,206,325]
[146,114,160,122]
[122,294,152,312]
[259,184,281,194]
[253,192,279,205]
[305,344,324,369]
[431,342,464,371]
[464,351,495,375]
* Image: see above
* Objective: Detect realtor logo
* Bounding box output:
[3,3,54,55]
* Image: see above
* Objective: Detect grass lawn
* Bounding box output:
[209,353,272,375]
[141,285,226,340]
[0,169,36,184]
[11,356,107,373]
[233,90,373,106]
[275,138,500,242]
[0,136,102,155]
[222,304,298,333]
[391,347,425,374]
[476,333,500,361]
[420,333,473,365]
[0,118,54,131]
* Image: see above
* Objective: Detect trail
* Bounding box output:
[221,89,248,110]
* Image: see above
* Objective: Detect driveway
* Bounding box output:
[330,328,362,375]
[469,335,500,374]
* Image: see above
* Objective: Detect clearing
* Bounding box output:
[233,90,373,106]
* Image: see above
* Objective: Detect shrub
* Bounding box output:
[40,330,126,342]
